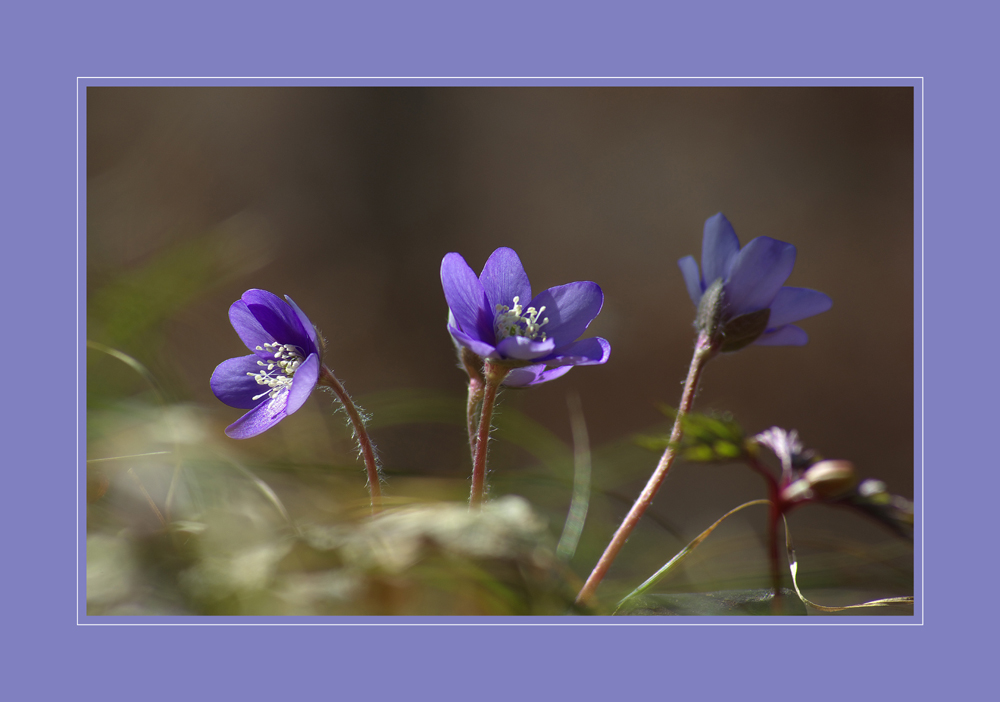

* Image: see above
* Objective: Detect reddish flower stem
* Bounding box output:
[460,347,486,462]
[470,361,509,507]
[467,378,484,460]
[747,454,786,608]
[318,365,382,513]
[768,496,783,608]
[576,333,716,606]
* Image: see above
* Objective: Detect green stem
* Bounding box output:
[470,361,509,507]
[318,365,382,513]
[576,332,717,606]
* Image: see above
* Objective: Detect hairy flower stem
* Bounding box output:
[461,347,486,461]
[470,361,510,507]
[577,332,717,606]
[467,379,484,459]
[317,365,382,513]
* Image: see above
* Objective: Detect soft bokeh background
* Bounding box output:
[86,87,914,615]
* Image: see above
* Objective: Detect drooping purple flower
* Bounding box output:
[677,213,832,347]
[440,247,610,386]
[210,289,321,439]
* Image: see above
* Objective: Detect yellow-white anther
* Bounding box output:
[494,295,550,341]
[246,342,306,401]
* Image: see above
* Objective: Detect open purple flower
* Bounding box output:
[441,247,610,386]
[677,213,832,347]
[210,289,321,439]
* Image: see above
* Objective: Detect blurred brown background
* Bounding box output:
[87,87,913,598]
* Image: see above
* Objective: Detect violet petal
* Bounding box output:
[677,255,704,305]
[725,236,797,317]
[211,354,271,409]
[242,289,315,356]
[765,287,833,328]
[701,213,741,285]
[229,300,276,355]
[447,323,498,359]
[285,295,319,351]
[285,353,320,415]
[441,252,495,344]
[503,363,574,387]
[225,395,289,439]
[754,324,809,346]
[549,336,611,366]
[496,335,557,360]
[527,281,604,349]
[479,247,532,313]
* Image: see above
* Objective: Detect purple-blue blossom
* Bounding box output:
[441,247,610,386]
[210,289,321,439]
[678,213,832,347]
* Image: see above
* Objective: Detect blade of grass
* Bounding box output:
[615,499,771,612]
[556,393,592,561]
[781,514,914,612]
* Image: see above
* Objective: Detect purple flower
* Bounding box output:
[210,289,321,439]
[678,213,832,347]
[440,247,610,386]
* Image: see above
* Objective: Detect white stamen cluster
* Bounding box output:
[246,342,305,401]
[495,296,549,341]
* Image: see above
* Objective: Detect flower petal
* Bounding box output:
[548,337,611,366]
[496,335,557,360]
[701,213,741,285]
[285,353,320,415]
[285,295,319,352]
[754,324,809,346]
[677,255,703,306]
[479,247,532,313]
[225,395,290,439]
[448,323,498,359]
[211,354,271,409]
[441,253,494,344]
[229,300,276,354]
[527,281,604,349]
[724,236,797,317]
[765,287,832,328]
[242,289,315,356]
[502,363,574,387]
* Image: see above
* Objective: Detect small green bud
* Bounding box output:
[695,278,726,339]
[718,307,771,352]
[695,278,772,352]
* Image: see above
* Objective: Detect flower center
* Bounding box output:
[494,296,549,341]
[246,342,305,401]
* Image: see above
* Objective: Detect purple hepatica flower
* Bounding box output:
[677,213,832,347]
[441,247,610,386]
[210,289,321,439]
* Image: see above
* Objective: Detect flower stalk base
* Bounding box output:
[469,361,510,507]
[576,332,717,606]
[318,365,383,513]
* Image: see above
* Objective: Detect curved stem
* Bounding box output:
[470,361,509,507]
[318,365,382,513]
[576,333,716,606]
